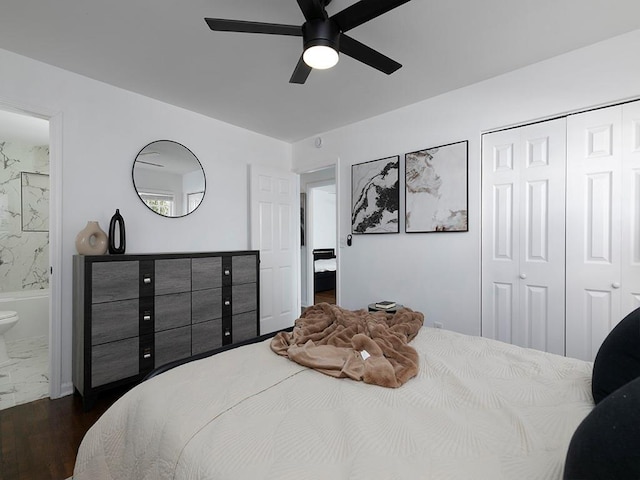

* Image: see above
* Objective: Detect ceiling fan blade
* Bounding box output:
[289,55,313,84]
[339,34,401,74]
[296,0,327,21]
[331,0,411,33]
[205,18,302,36]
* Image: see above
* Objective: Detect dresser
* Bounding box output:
[72,251,259,409]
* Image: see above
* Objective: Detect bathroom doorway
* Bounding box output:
[0,108,50,410]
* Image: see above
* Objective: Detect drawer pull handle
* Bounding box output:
[143,277,152,284]
[143,353,152,359]
[224,300,231,306]
[143,315,151,321]
[224,330,231,337]
[224,269,231,276]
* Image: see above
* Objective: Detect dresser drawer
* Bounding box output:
[232,283,257,315]
[91,261,139,303]
[155,258,191,295]
[91,337,139,387]
[192,319,222,355]
[232,255,257,285]
[192,288,222,324]
[192,257,222,291]
[155,326,191,366]
[91,299,138,345]
[154,292,191,331]
[233,311,258,343]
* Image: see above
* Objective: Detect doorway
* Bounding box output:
[0,108,50,409]
[300,166,337,308]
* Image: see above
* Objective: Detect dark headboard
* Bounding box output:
[313,248,335,261]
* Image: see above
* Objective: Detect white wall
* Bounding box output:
[0,47,291,395]
[312,189,336,249]
[292,29,640,336]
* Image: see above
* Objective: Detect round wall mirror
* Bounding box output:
[132,140,206,218]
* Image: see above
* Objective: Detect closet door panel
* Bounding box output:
[482,129,520,344]
[491,282,514,342]
[566,105,622,361]
[622,101,640,316]
[483,118,565,355]
[524,285,549,352]
[517,119,566,355]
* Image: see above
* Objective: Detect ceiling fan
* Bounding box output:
[204,0,412,84]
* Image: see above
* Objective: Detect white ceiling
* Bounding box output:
[1,0,640,143]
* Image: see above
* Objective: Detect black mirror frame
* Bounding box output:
[132,140,206,218]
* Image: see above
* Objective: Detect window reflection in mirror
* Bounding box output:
[132,140,206,218]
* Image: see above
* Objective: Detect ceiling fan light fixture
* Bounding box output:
[302,19,340,70]
[303,44,339,69]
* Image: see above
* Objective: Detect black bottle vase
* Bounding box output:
[108,209,126,254]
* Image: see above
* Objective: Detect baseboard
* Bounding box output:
[59,381,74,398]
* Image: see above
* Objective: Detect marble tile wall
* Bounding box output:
[0,140,49,294]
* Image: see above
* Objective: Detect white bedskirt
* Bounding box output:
[74,327,593,480]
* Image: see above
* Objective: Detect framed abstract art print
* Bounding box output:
[405,140,468,233]
[351,156,400,234]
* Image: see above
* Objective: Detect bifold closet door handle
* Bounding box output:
[519,273,527,279]
[612,282,621,289]
[143,277,152,284]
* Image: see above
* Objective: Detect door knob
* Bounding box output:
[519,273,527,279]
[612,282,621,289]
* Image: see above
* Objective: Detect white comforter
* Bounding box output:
[74,327,593,480]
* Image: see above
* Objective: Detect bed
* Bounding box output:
[313,248,336,293]
[73,305,595,480]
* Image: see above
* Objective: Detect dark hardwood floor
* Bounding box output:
[314,289,336,305]
[0,389,123,480]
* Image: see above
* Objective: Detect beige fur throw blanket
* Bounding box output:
[270,303,424,388]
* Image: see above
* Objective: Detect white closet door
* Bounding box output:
[621,101,640,315]
[566,105,623,361]
[482,118,566,354]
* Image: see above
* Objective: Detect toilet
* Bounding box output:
[0,311,19,365]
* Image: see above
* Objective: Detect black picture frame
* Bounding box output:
[405,140,468,233]
[351,155,400,234]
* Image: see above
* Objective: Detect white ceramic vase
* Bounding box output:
[75,221,108,255]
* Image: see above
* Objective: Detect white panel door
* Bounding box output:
[566,105,622,361]
[249,164,299,334]
[566,100,640,360]
[482,118,566,355]
[621,101,640,315]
